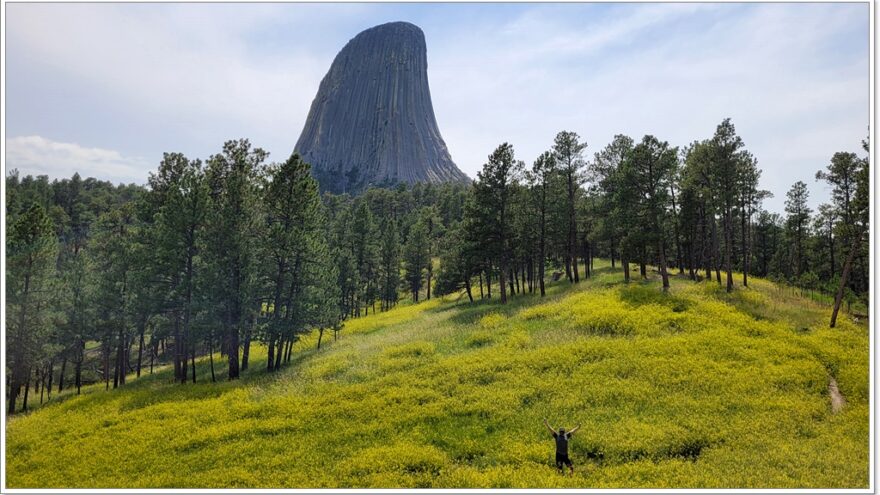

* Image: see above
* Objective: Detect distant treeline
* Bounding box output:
[5,119,869,414]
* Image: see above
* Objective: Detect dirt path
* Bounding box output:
[829,377,846,414]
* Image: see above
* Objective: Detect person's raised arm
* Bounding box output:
[568,424,582,435]
[543,418,557,435]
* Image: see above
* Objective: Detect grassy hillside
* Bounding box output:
[6,262,869,488]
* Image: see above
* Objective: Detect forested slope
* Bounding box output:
[6,264,868,489]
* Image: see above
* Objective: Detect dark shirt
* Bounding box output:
[553,432,571,455]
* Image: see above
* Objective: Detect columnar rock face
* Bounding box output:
[295,21,469,194]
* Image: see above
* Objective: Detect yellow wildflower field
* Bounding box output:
[5,264,869,488]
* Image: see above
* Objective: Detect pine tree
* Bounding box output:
[618,135,679,290]
[710,118,745,292]
[434,222,475,302]
[830,142,869,327]
[471,143,523,304]
[144,153,208,382]
[552,131,588,282]
[6,204,58,413]
[816,151,860,235]
[351,200,380,314]
[403,217,429,302]
[378,217,401,310]
[681,140,721,283]
[259,152,322,370]
[784,181,812,279]
[202,139,266,379]
[736,151,768,287]
[90,203,138,390]
[528,151,557,296]
[591,135,634,276]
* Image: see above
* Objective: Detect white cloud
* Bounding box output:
[5,136,151,184]
[500,3,713,62]
[427,3,867,213]
[5,4,346,160]
[4,3,868,213]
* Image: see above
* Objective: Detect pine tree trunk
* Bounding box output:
[584,239,591,278]
[136,323,145,378]
[539,205,547,296]
[241,317,253,372]
[209,337,216,382]
[58,357,67,393]
[669,184,683,274]
[499,263,508,304]
[149,339,157,374]
[103,340,110,390]
[711,219,721,284]
[676,237,684,274]
[125,335,133,375]
[659,238,670,290]
[743,207,751,287]
[75,340,83,395]
[113,332,122,389]
[227,319,240,380]
[486,268,492,299]
[22,371,31,412]
[8,373,18,414]
[527,258,534,293]
[180,325,189,385]
[498,257,507,304]
[274,337,284,370]
[173,314,182,382]
[122,335,129,385]
[267,336,275,372]
[699,206,710,281]
[724,210,734,292]
[39,368,45,404]
[829,222,836,276]
[46,360,53,401]
[830,230,862,328]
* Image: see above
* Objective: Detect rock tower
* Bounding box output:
[295,21,469,194]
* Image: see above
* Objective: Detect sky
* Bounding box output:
[4,2,869,214]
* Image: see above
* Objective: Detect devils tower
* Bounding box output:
[295,21,469,194]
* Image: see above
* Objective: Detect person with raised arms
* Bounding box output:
[544,418,581,476]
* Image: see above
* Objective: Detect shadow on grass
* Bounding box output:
[700,281,828,332]
[618,283,692,313]
[26,333,330,417]
[434,266,628,327]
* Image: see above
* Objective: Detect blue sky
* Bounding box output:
[4,2,869,214]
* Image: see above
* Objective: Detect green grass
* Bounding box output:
[6,261,869,488]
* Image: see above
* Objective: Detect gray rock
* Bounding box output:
[294,21,469,194]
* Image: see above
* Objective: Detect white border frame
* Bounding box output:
[0,0,875,494]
